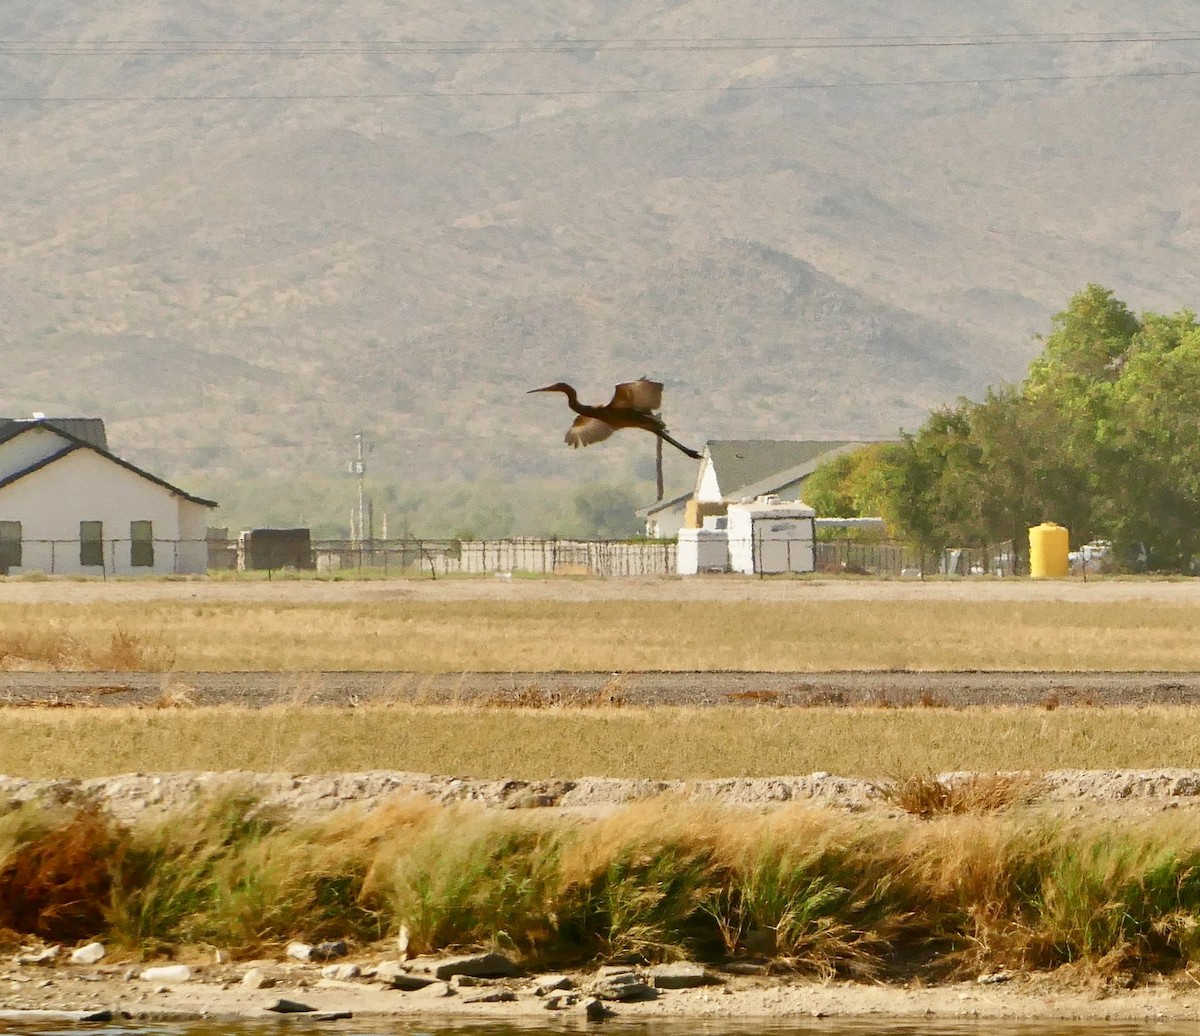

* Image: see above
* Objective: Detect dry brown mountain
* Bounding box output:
[2,1,1199,511]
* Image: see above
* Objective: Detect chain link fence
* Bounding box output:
[0,536,1022,578]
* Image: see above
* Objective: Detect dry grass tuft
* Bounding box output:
[0,802,126,941]
[725,690,784,704]
[880,771,1046,818]
[153,682,196,709]
[0,623,173,672]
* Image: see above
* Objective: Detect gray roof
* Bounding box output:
[0,418,216,507]
[0,417,107,450]
[635,489,692,518]
[706,440,865,498]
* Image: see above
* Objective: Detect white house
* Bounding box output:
[638,440,878,537]
[0,416,217,576]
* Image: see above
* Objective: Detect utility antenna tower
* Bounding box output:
[350,432,368,544]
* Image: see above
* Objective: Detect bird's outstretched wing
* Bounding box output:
[609,379,663,413]
[565,415,616,448]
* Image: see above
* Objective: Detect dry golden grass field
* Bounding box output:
[3,575,1200,780]
[3,704,1200,779]
[1,574,1200,671]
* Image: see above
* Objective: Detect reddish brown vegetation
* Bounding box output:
[0,805,126,940]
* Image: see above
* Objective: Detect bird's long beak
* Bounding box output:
[527,386,555,394]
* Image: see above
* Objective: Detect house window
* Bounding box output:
[0,521,20,571]
[80,521,103,567]
[131,521,154,567]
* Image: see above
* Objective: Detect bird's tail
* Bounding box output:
[657,430,703,461]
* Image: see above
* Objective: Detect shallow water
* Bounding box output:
[4,1020,1200,1036]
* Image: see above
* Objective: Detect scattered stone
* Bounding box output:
[977,970,1014,985]
[463,989,517,1004]
[722,961,768,975]
[544,992,580,1010]
[0,1010,114,1023]
[452,974,490,987]
[581,996,613,1020]
[532,974,573,995]
[321,963,360,981]
[590,972,656,1002]
[286,942,314,962]
[311,1012,354,1022]
[309,940,348,962]
[265,998,316,1013]
[597,964,636,977]
[431,952,519,980]
[373,960,409,983]
[648,962,710,989]
[388,973,440,992]
[14,947,59,966]
[139,965,192,983]
[69,943,105,965]
[241,968,274,990]
[412,981,454,999]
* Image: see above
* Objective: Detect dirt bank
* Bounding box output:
[5,764,1200,826]
[2,945,1199,1025]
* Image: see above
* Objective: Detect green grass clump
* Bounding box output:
[5,795,1200,981]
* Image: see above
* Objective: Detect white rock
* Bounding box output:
[69,943,106,965]
[286,941,314,962]
[241,967,274,990]
[139,965,192,983]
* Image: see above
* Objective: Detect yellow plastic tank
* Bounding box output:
[1029,522,1070,578]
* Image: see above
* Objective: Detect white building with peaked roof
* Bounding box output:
[0,416,217,576]
[637,440,880,537]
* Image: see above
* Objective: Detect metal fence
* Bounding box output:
[1,538,211,576]
[814,540,1021,577]
[295,537,680,578]
[0,535,1022,579]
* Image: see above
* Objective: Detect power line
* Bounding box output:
[1,66,1198,103]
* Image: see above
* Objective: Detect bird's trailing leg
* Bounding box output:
[657,430,702,460]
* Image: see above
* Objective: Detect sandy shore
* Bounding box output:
[3,954,1200,1025]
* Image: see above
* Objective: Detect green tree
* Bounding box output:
[803,443,895,520]
[1097,313,1200,569]
[571,484,642,539]
[883,403,983,557]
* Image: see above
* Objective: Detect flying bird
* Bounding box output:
[527,379,702,460]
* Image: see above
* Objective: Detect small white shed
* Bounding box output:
[727,496,816,575]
